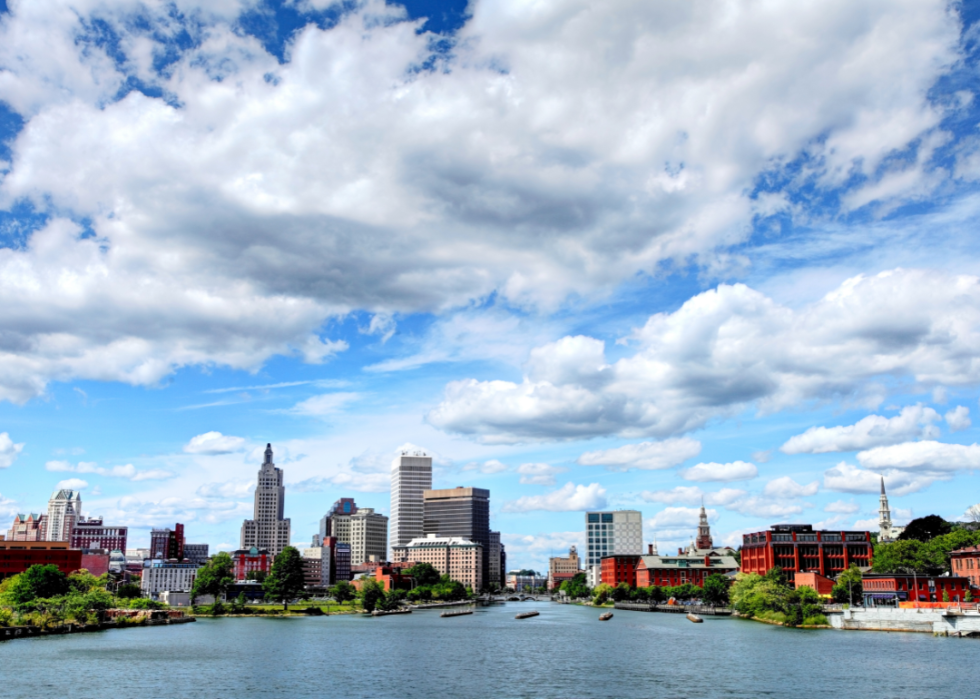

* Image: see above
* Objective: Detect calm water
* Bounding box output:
[2,603,975,698]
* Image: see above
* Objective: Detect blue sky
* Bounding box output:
[2,0,980,572]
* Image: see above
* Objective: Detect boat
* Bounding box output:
[515,611,540,619]
[686,612,703,623]
[441,608,474,618]
[372,608,413,617]
[599,612,613,621]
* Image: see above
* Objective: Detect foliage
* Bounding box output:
[802,614,829,626]
[899,515,953,542]
[664,583,702,601]
[404,573,469,603]
[967,588,974,603]
[116,583,142,599]
[404,562,442,587]
[116,597,165,610]
[230,593,247,613]
[702,574,730,606]
[246,570,267,583]
[514,569,538,577]
[3,565,70,607]
[0,608,13,627]
[730,568,823,627]
[831,565,863,604]
[68,570,108,594]
[329,581,356,604]
[646,585,666,603]
[592,583,612,605]
[359,580,385,613]
[559,572,591,600]
[874,528,980,575]
[192,552,234,603]
[611,582,631,603]
[263,547,307,611]
[377,589,406,612]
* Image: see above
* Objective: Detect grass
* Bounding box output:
[194,601,363,616]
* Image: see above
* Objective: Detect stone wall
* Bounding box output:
[829,607,980,636]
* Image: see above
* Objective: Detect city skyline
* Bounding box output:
[3,0,980,573]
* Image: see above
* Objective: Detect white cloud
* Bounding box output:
[429,270,980,443]
[647,507,718,530]
[55,478,88,490]
[780,404,941,454]
[857,441,980,472]
[0,492,19,518]
[184,431,247,455]
[502,482,607,513]
[45,460,174,481]
[516,462,567,486]
[642,486,746,506]
[681,461,758,483]
[461,459,509,475]
[823,461,947,496]
[824,500,861,514]
[196,480,255,499]
[762,476,819,499]
[945,406,971,433]
[0,433,25,468]
[723,497,809,519]
[285,393,360,416]
[577,437,701,471]
[0,0,962,402]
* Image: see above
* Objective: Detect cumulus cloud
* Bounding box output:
[45,460,174,481]
[55,478,88,490]
[461,459,509,475]
[762,476,819,499]
[780,404,941,454]
[196,480,255,499]
[945,406,971,432]
[0,433,25,468]
[857,441,980,472]
[0,0,963,401]
[647,507,718,530]
[681,461,758,483]
[502,482,607,513]
[183,431,247,455]
[516,463,567,486]
[824,500,861,514]
[823,461,948,495]
[577,437,701,471]
[723,497,809,519]
[642,486,746,506]
[429,270,980,443]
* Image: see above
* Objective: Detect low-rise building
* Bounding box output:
[600,554,641,587]
[740,524,872,578]
[548,546,581,590]
[636,547,739,588]
[951,546,980,589]
[70,517,128,552]
[506,571,547,592]
[79,550,111,577]
[140,559,201,598]
[392,534,482,591]
[586,564,601,589]
[0,539,82,579]
[862,574,973,606]
[231,547,271,581]
[794,572,836,597]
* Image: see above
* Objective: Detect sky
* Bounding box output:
[2,0,980,573]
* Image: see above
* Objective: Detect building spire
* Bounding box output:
[264,443,273,465]
[880,475,885,496]
[696,500,713,550]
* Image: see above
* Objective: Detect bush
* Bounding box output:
[802,614,829,626]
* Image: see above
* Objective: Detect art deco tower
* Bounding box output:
[241,444,291,558]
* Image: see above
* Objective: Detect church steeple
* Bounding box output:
[878,476,894,541]
[696,499,713,550]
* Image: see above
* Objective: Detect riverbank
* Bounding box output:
[1,614,194,641]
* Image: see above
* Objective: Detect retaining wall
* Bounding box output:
[830,608,980,636]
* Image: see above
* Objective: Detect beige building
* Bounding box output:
[392,534,482,591]
[548,545,581,589]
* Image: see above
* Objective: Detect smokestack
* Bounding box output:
[648,543,653,554]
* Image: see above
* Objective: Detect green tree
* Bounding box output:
[245,570,267,583]
[646,585,666,603]
[831,565,863,605]
[329,581,356,604]
[192,552,234,605]
[702,574,730,606]
[899,515,952,542]
[592,583,613,605]
[5,565,69,606]
[67,570,107,594]
[359,580,385,613]
[404,562,441,587]
[262,547,307,611]
[116,583,141,599]
[611,582,632,602]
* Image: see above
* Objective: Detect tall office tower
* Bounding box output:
[319,498,358,539]
[424,487,490,589]
[150,523,185,560]
[390,452,432,552]
[318,498,388,566]
[696,502,713,550]
[45,489,82,541]
[241,444,291,558]
[584,510,643,568]
[487,531,504,589]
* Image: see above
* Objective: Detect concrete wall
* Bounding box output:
[830,607,980,636]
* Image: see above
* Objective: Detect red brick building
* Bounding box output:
[950,546,980,589]
[863,574,972,606]
[0,539,83,579]
[232,547,271,581]
[636,549,738,588]
[740,524,872,578]
[600,555,640,587]
[70,517,128,552]
[6,514,46,542]
[375,564,415,592]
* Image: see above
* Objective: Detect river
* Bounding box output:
[3,603,974,698]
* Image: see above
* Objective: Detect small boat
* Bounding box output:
[686,612,703,623]
[371,608,413,617]
[515,610,540,619]
[599,612,614,621]
[441,608,474,618]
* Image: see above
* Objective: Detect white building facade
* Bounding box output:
[878,477,905,543]
[584,510,643,569]
[141,560,201,599]
[45,489,82,542]
[390,453,432,554]
[241,444,291,558]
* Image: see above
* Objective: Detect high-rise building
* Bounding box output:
[241,444,291,558]
[150,524,185,560]
[878,477,905,543]
[183,543,210,565]
[584,510,643,568]
[317,498,388,566]
[319,498,357,539]
[45,489,82,542]
[696,502,713,550]
[70,517,128,552]
[390,452,432,552]
[488,531,503,589]
[424,486,491,588]
[6,513,46,542]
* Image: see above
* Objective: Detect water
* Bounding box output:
[2,604,974,698]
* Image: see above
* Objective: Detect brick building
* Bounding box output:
[548,546,581,590]
[232,547,271,581]
[0,539,83,579]
[740,524,872,578]
[636,548,738,588]
[862,574,972,606]
[600,554,641,587]
[951,546,980,589]
[70,517,128,552]
[150,524,185,560]
[392,534,482,591]
[6,514,46,542]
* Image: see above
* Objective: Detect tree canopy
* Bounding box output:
[359,580,385,613]
[831,565,863,604]
[263,547,307,610]
[898,515,952,542]
[4,565,70,606]
[192,552,235,604]
[329,581,356,604]
[702,574,730,606]
[404,562,441,587]
[874,528,980,575]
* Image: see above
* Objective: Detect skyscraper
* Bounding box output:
[241,444,291,558]
[390,451,432,552]
[45,489,82,542]
[424,486,492,588]
[317,497,388,566]
[584,510,643,568]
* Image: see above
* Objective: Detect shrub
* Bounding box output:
[803,614,829,626]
